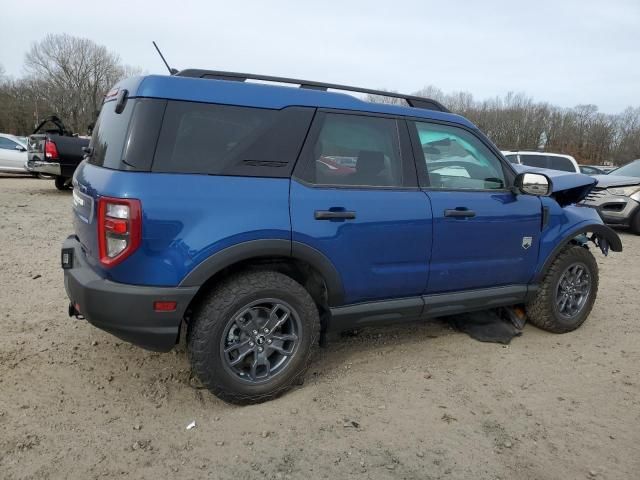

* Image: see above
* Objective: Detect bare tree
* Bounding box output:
[23,34,138,133]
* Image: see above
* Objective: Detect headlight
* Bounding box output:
[607,186,640,197]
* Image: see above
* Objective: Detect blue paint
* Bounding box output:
[70,72,615,306]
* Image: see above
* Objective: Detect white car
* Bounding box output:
[501,151,580,173]
[0,133,29,173]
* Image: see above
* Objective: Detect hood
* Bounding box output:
[512,164,596,205]
[592,174,640,188]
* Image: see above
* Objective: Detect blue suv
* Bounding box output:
[62,69,622,404]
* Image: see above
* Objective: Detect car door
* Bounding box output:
[290,111,432,306]
[0,136,26,171]
[408,120,542,294]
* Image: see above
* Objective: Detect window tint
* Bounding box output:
[412,122,506,190]
[88,100,135,169]
[547,156,575,172]
[302,113,403,187]
[153,102,313,177]
[0,137,18,150]
[520,154,548,169]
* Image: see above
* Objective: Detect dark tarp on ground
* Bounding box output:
[444,308,525,345]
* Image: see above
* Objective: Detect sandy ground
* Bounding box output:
[0,175,638,480]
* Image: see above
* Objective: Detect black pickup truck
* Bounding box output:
[27,116,90,190]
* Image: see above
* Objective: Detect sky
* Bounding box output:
[1,0,639,114]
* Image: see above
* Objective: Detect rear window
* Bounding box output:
[547,156,575,172]
[152,102,314,177]
[89,98,166,171]
[88,100,135,169]
[520,154,547,169]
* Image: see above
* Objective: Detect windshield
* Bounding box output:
[610,160,640,177]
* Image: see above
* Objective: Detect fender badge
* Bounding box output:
[522,236,533,250]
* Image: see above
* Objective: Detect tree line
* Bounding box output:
[370,87,640,166]
[1,34,638,165]
[0,34,139,136]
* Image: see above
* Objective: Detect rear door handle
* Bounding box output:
[314,210,356,220]
[444,208,476,218]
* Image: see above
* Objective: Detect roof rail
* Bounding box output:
[176,69,450,113]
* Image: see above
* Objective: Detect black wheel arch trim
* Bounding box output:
[534,223,622,283]
[179,239,345,306]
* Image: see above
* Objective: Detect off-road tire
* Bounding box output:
[526,245,599,333]
[54,176,70,190]
[188,270,320,404]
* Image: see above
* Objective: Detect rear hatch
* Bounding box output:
[72,92,165,270]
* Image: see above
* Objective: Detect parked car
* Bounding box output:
[579,165,606,175]
[0,133,29,174]
[582,159,640,233]
[26,116,89,190]
[502,151,580,173]
[62,70,622,404]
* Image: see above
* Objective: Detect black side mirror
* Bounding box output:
[15,145,26,152]
[514,172,552,196]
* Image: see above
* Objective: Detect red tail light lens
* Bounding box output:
[97,196,141,267]
[44,140,59,160]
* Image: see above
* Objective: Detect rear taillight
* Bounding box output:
[44,140,59,160]
[97,196,141,267]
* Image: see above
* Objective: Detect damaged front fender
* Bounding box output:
[534,222,622,283]
[533,200,622,284]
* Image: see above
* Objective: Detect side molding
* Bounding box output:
[328,285,532,333]
[179,239,345,306]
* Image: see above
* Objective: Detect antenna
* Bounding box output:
[152,41,178,75]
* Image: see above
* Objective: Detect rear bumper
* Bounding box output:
[583,194,640,226]
[62,235,198,352]
[27,160,61,176]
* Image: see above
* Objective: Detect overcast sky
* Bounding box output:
[1,0,638,113]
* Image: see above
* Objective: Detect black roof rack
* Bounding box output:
[176,69,450,113]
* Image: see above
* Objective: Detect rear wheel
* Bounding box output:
[188,270,320,404]
[54,176,71,190]
[526,245,598,333]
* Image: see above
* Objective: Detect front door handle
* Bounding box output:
[314,210,357,220]
[444,208,476,218]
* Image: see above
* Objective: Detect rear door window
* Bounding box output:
[297,112,404,187]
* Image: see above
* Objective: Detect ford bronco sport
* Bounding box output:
[62,70,622,404]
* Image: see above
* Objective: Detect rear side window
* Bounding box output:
[152,102,314,177]
[504,154,518,164]
[520,154,547,169]
[547,156,575,172]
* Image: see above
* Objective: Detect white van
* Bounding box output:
[501,151,580,173]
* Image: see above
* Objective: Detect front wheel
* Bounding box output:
[188,270,320,404]
[526,245,599,333]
